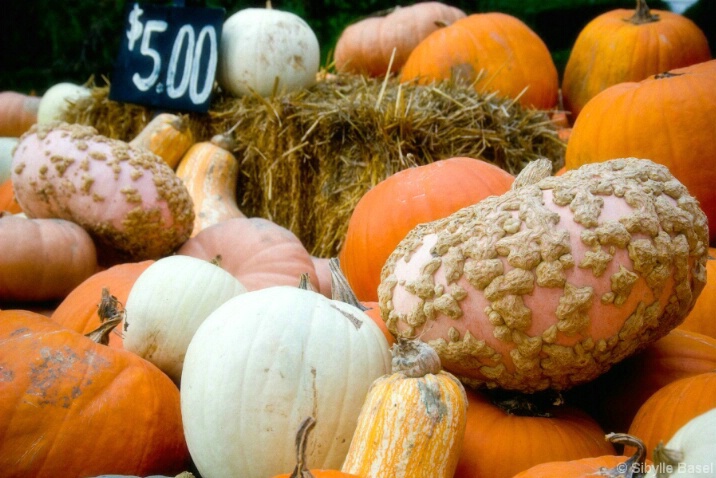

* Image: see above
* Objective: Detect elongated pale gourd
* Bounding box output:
[176,133,245,236]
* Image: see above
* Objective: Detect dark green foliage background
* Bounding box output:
[0,0,712,95]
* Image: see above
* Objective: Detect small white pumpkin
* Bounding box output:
[37,82,90,124]
[180,284,392,478]
[217,4,320,97]
[124,255,248,384]
[644,407,716,478]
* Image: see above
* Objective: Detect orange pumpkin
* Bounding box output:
[566,328,716,435]
[626,372,716,461]
[400,13,559,109]
[0,91,40,136]
[564,59,716,244]
[50,260,154,348]
[0,309,190,477]
[339,157,514,302]
[334,2,466,77]
[454,388,615,478]
[512,433,649,478]
[678,248,716,338]
[0,215,98,302]
[561,0,711,123]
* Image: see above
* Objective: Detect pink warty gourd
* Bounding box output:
[378,158,709,392]
[11,122,195,260]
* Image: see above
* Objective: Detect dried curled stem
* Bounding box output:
[392,337,442,377]
[290,416,317,478]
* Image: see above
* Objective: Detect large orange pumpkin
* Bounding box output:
[626,372,716,461]
[0,215,98,303]
[512,433,649,478]
[454,388,615,478]
[400,13,559,109]
[678,248,716,339]
[0,309,190,477]
[339,157,514,302]
[50,260,154,348]
[333,2,466,77]
[566,328,716,435]
[564,59,716,244]
[561,0,711,123]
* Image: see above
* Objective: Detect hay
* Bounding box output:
[64,74,566,258]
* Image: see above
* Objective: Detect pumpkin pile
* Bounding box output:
[1,0,715,477]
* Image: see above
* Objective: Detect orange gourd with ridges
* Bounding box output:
[678,248,716,338]
[565,60,716,244]
[626,372,716,461]
[454,388,615,478]
[400,13,559,109]
[562,0,711,123]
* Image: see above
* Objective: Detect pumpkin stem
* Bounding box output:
[298,272,317,292]
[210,132,237,152]
[329,257,368,311]
[289,416,317,478]
[391,337,442,377]
[654,71,683,80]
[84,318,123,345]
[604,433,649,478]
[84,288,126,345]
[626,0,659,24]
[488,389,559,417]
[652,441,684,478]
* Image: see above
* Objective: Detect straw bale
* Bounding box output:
[63,74,566,258]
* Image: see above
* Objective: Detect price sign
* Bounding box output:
[110,2,224,112]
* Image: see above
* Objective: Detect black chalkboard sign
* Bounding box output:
[110,2,225,112]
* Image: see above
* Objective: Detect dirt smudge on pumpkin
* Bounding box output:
[26,345,111,409]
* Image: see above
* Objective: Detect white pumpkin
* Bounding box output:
[217,5,320,97]
[645,407,716,478]
[37,82,90,124]
[123,255,248,384]
[180,285,392,478]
